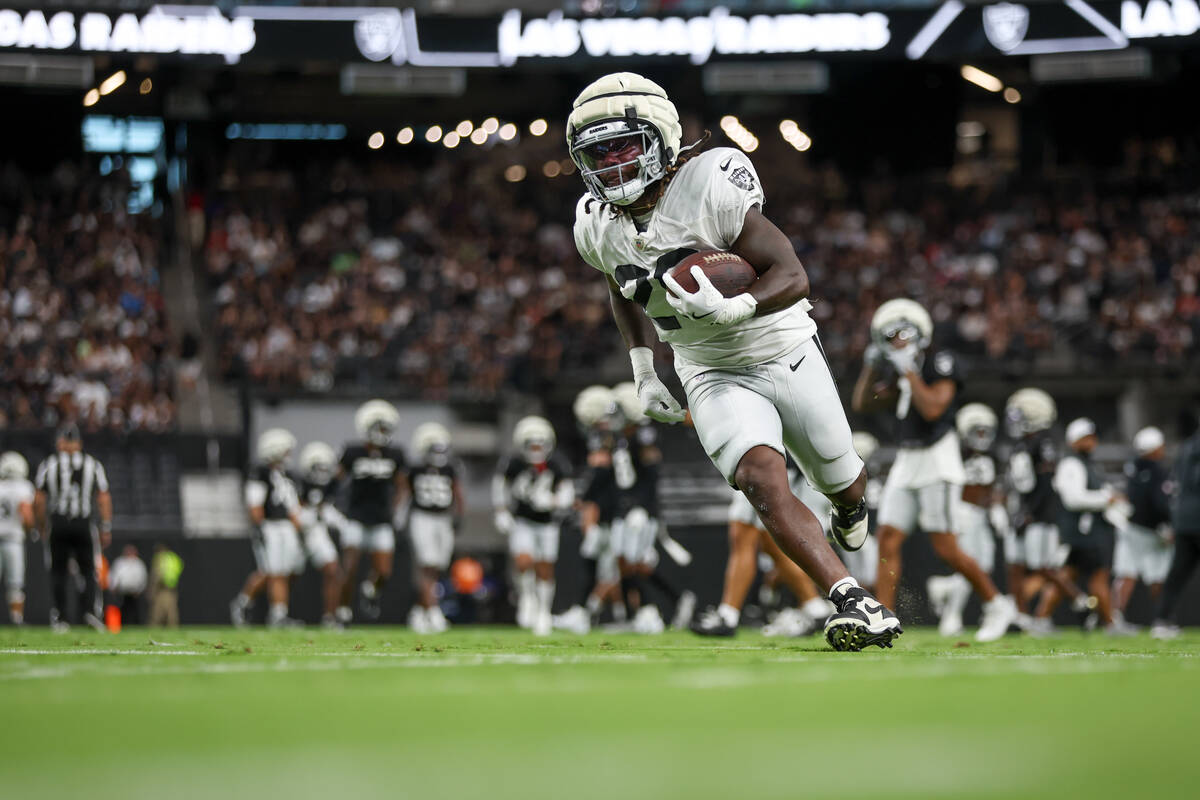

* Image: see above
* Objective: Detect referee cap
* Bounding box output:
[1133,426,1164,455]
[56,422,81,442]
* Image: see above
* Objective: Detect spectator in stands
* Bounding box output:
[149,543,183,627]
[108,544,148,626]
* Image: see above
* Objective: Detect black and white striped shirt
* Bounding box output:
[34,451,109,523]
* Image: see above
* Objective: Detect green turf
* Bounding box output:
[1,627,1197,799]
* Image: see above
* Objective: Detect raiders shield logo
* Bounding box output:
[728,166,755,191]
[983,3,1029,52]
[355,10,404,62]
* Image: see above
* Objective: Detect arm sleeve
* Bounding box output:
[573,196,604,272]
[1054,458,1112,511]
[708,150,766,249]
[34,459,48,491]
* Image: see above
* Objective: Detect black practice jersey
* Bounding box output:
[1125,457,1172,530]
[339,442,406,525]
[300,477,333,510]
[410,461,458,513]
[499,453,573,523]
[893,350,962,448]
[1008,432,1061,527]
[247,464,298,521]
[624,424,661,517]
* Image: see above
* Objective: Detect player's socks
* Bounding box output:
[717,603,740,628]
[612,600,628,623]
[267,603,289,627]
[335,605,353,624]
[517,571,536,628]
[10,610,22,625]
[801,596,835,620]
[828,576,860,599]
[536,579,556,617]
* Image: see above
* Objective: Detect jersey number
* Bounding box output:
[413,474,453,509]
[512,472,557,513]
[614,248,696,331]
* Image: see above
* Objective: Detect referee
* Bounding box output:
[34,423,112,631]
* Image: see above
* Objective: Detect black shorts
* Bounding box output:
[1065,535,1114,575]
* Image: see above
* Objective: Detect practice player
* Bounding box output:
[852,299,1016,641]
[494,416,574,636]
[337,400,407,623]
[1112,426,1173,617]
[0,452,34,624]
[243,428,304,628]
[296,442,344,629]
[406,423,464,634]
[568,71,899,650]
[926,404,1009,637]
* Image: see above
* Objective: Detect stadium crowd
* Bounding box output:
[201,139,1200,397]
[0,162,177,432]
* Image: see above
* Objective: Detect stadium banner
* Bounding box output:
[0,2,1198,65]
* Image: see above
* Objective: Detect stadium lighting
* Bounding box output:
[470,128,489,145]
[542,160,561,177]
[425,125,443,143]
[719,115,758,154]
[529,119,548,136]
[83,88,99,107]
[99,70,126,96]
[504,164,526,182]
[961,65,1003,93]
[456,120,474,137]
[559,159,576,175]
[139,79,152,95]
[779,120,812,152]
[1004,87,1022,104]
[444,131,461,148]
[368,132,384,149]
[498,123,517,141]
[397,127,414,144]
[482,117,500,135]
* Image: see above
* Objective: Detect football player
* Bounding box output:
[494,416,574,635]
[608,382,697,634]
[852,299,1017,641]
[1039,418,1130,634]
[568,72,899,651]
[926,404,1009,637]
[406,423,463,634]
[1003,388,1090,630]
[296,442,344,630]
[692,465,836,637]
[241,428,304,628]
[337,400,407,623]
[0,452,34,625]
[1112,426,1173,618]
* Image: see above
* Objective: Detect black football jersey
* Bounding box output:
[339,442,406,525]
[1008,432,1061,527]
[1124,457,1171,529]
[300,476,333,509]
[500,453,573,523]
[893,349,962,448]
[247,464,298,521]
[623,423,660,517]
[410,461,458,513]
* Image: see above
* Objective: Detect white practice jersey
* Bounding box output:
[574,147,817,379]
[0,479,34,542]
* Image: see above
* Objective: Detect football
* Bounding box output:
[667,250,758,297]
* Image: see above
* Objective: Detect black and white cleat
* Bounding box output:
[823,584,903,652]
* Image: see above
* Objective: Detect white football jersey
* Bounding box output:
[574,147,816,379]
[0,479,33,542]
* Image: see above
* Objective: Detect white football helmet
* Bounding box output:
[355,399,400,447]
[1004,388,1057,438]
[257,428,296,464]
[513,416,555,464]
[0,451,28,480]
[956,403,999,452]
[870,299,933,351]
[612,381,645,425]
[573,385,620,430]
[298,441,337,484]
[851,432,879,463]
[567,72,683,206]
[412,422,452,466]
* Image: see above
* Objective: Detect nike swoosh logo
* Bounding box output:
[719,157,732,172]
[694,310,715,319]
[789,355,806,371]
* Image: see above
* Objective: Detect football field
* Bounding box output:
[1,627,1196,799]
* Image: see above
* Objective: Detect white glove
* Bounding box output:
[493,509,514,536]
[630,347,686,424]
[988,504,1010,538]
[662,266,757,327]
[887,343,919,375]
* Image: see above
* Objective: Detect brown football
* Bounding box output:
[667,251,758,297]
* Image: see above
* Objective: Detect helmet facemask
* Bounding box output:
[366,421,394,448]
[570,119,667,206]
[874,319,924,350]
[965,424,997,452]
